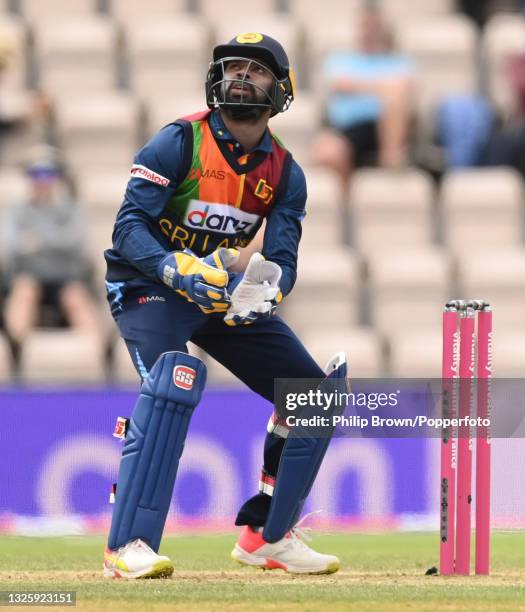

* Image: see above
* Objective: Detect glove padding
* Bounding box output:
[224,252,282,326]
[158,247,239,313]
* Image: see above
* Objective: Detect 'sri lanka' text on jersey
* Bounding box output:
[105,109,308,296]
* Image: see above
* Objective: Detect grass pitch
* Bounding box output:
[0,532,524,611]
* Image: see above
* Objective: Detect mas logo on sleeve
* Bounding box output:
[130,164,170,187]
[173,366,197,390]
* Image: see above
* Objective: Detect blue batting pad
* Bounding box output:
[108,351,206,552]
[263,356,347,543]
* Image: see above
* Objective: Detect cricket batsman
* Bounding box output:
[103,33,347,578]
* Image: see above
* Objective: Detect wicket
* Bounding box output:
[439,300,492,576]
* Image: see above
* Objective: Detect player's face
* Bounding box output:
[223,59,274,104]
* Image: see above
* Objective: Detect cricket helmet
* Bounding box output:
[205,32,295,118]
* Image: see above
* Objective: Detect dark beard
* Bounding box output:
[223,105,264,121]
[222,81,269,120]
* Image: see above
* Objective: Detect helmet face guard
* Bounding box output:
[206,56,294,118]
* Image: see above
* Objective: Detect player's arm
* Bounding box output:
[111,124,181,278]
[111,125,237,312]
[261,160,307,298]
[223,161,306,325]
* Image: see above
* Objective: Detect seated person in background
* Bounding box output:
[2,149,101,348]
[312,4,414,191]
[480,49,525,175]
[0,26,50,166]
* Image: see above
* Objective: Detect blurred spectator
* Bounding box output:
[2,148,101,348]
[507,50,525,115]
[457,0,524,29]
[435,94,495,169]
[481,32,525,175]
[0,24,51,166]
[311,5,414,192]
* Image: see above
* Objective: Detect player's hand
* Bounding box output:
[224,292,283,326]
[224,252,282,326]
[158,247,239,313]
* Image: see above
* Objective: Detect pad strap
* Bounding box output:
[259,469,276,496]
[266,412,290,439]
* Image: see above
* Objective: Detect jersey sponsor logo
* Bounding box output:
[159,218,252,251]
[184,200,260,234]
[173,365,197,390]
[254,178,273,205]
[188,168,226,181]
[130,164,170,187]
[137,295,166,304]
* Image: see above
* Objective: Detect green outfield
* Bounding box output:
[0,532,524,611]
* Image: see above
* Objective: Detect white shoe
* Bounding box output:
[231,518,340,575]
[103,538,174,579]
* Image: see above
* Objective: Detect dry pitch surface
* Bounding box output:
[0,533,524,611]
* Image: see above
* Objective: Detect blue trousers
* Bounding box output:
[109,280,324,525]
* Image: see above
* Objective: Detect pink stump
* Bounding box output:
[455,308,476,575]
[476,308,492,575]
[440,308,459,575]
